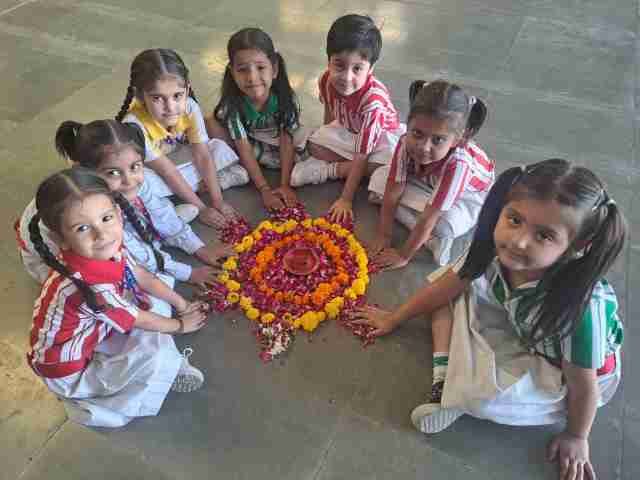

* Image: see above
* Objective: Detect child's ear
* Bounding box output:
[272,61,279,80]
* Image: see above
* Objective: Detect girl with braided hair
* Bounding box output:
[117,48,249,227]
[355,159,626,479]
[27,168,209,427]
[17,120,233,306]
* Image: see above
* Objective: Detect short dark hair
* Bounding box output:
[326,14,382,64]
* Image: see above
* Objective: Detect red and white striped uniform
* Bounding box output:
[28,250,140,378]
[318,70,400,155]
[390,135,494,212]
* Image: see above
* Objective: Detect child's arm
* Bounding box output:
[400,205,442,258]
[352,268,468,336]
[147,155,208,211]
[370,178,405,255]
[133,264,188,312]
[323,103,334,125]
[547,361,599,480]
[234,138,285,210]
[272,131,298,207]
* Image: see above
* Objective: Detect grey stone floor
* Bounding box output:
[1,0,638,478]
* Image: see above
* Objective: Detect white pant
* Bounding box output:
[308,121,406,165]
[368,165,487,238]
[144,138,239,198]
[44,328,182,428]
[426,266,621,426]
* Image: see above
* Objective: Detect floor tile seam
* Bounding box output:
[308,407,344,480]
[373,62,630,116]
[70,0,218,37]
[0,0,39,18]
[523,13,637,40]
[330,406,500,479]
[15,417,68,480]
[0,20,130,67]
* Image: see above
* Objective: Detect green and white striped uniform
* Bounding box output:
[226,95,300,166]
[481,258,623,369]
[227,95,297,138]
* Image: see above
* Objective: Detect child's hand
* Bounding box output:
[328,198,353,223]
[366,235,390,257]
[198,207,227,229]
[175,303,209,334]
[372,248,410,271]
[176,300,209,316]
[261,188,285,210]
[189,266,222,285]
[350,304,401,337]
[194,244,235,266]
[273,185,298,207]
[217,201,240,221]
[547,431,596,480]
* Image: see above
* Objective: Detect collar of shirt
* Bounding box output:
[242,93,278,123]
[62,249,125,285]
[489,257,543,305]
[128,98,191,143]
[328,72,374,111]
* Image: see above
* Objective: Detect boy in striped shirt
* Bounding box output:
[290,14,404,222]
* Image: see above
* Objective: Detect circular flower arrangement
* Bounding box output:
[202,207,374,361]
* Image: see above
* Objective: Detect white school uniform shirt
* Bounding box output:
[28,249,143,378]
[390,135,494,212]
[124,179,203,281]
[318,70,400,155]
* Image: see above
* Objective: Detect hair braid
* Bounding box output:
[112,192,166,272]
[29,213,105,312]
[116,85,135,122]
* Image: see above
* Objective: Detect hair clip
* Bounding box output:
[469,96,477,107]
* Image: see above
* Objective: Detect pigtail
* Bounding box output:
[272,51,301,136]
[214,65,246,127]
[29,213,105,312]
[464,97,487,141]
[116,85,135,122]
[123,122,146,155]
[409,80,427,105]
[458,166,525,281]
[528,196,627,345]
[55,121,83,161]
[112,192,166,273]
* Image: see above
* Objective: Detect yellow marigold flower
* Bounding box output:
[242,235,254,248]
[316,311,327,323]
[217,272,230,283]
[226,280,241,292]
[273,225,285,234]
[223,258,238,271]
[233,243,246,253]
[344,288,357,300]
[302,218,313,228]
[332,296,344,307]
[312,217,325,226]
[227,292,240,303]
[253,231,262,241]
[257,220,273,231]
[282,312,294,324]
[325,303,339,319]
[239,296,252,309]
[352,279,366,295]
[261,312,276,324]
[301,311,319,332]
[246,307,260,321]
[336,228,349,237]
